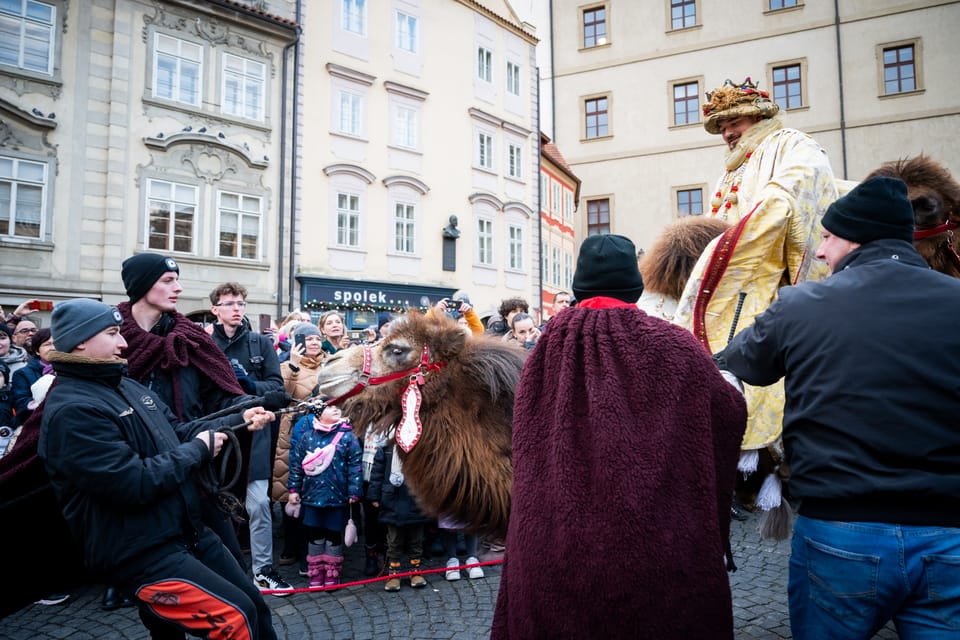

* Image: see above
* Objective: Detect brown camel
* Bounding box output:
[316,311,526,538]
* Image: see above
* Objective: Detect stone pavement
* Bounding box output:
[2,511,899,639]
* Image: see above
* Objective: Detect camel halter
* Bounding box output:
[327,344,445,453]
[914,219,960,272]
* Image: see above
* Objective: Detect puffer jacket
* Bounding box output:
[270,356,323,502]
[367,444,431,526]
[287,418,362,507]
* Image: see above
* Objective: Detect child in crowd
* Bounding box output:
[287,400,362,588]
[368,434,432,591]
[361,425,389,576]
[440,519,483,581]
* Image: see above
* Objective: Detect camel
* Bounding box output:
[316,311,526,538]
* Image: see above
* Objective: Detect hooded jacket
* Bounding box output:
[719,239,960,525]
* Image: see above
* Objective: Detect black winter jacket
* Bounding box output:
[38,355,248,578]
[11,357,43,415]
[367,445,431,526]
[720,240,960,526]
[211,321,282,480]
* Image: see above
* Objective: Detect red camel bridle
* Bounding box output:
[914,218,960,272]
[326,344,445,406]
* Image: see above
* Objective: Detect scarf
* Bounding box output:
[724,116,783,171]
[118,302,243,420]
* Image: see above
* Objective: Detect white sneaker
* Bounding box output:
[466,556,484,579]
[445,557,461,581]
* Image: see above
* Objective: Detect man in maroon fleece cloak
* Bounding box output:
[492,234,747,640]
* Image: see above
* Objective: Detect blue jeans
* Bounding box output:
[789,516,960,640]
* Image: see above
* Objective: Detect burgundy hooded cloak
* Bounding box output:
[492,303,747,639]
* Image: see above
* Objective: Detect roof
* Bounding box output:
[540,132,580,187]
[456,0,538,44]
[206,0,299,29]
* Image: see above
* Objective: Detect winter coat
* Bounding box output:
[271,357,323,502]
[719,239,960,526]
[11,357,43,414]
[367,444,431,526]
[287,418,362,508]
[0,345,29,376]
[37,353,247,579]
[210,321,282,481]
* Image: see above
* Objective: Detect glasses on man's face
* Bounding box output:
[15,327,37,335]
[215,301,247,309]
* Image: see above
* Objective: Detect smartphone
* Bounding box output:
[294,333,307,350]
[447,299,463,311]
[30,300,54,311]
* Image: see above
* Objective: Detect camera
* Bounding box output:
[30,300,54,311]
[447,299,463,311]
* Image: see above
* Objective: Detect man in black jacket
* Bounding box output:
[716,176,960,640]
[38,298,278,639]
[209,282,291,596]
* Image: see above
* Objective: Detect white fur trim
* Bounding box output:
[756,473,782,511]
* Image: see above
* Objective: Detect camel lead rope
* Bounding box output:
[727,291,747,345]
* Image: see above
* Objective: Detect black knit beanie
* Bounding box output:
[571,234,645,303]
[122,253,180,302]
[822,176,914,244]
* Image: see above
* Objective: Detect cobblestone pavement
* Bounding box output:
[2,512,899,639]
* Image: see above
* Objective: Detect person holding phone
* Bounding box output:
[432,292,483,336]
[271,322,326,575]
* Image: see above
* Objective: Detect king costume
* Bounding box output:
[492,235,747,640]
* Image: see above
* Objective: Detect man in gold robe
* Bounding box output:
[673,78,843,524]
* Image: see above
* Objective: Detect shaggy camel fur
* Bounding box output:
[865,155,960,278]
[316,312,525,538]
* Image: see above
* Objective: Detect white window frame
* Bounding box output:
[508,224,524,270]
[0,155,47,240]
[217,190,262,260]
[338,90,363,136]
[395,11,417,53]
[477,217,494,265]
[477,46,492,83]
[506,60,520,96]
[476,131,494,170]
[552,246,561,286]
[393,104,417,149]
[564,251,574,289]
[336,191,361,247]
[153,33,202,107]
[507,143,523,179]
[541,240,549,282]
[393,201,416,254]
[342,0,367,36]
[551,181,561,214]
[221,53,265,121]
[146,178,197,254]
[0,0,55,75]
[564,191,574,223]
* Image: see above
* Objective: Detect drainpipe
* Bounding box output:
[277,1,302,319]
[548,0,556,141]
[535,69,543,319]
[833,0,848,179]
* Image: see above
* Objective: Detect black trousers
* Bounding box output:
[118,528,277,640]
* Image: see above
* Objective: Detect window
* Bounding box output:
[394,105,417,148]
[769,0,798,9]
[541,240,549,282]
[154,34,202,106]
[772,64,802,109]
[477,46,492,83]
[564,191,574,223]
[222,54,265,121]
[477,132,494,170]
[582,6,606,48]
[507,143,523,179]
[673,81,699,125]
[586,198,610,235]
[677,188,703,216]
[0,156,46,239]
[477,218,493,265]
[396,11,417,53]
[883,45,916,95]
[540,174,548,210]
[585,97,608,139]
[0,0,54,74]
[506,61,520,96]
[670,0,696,30]
[336,192,360,247]
[218,191,260,259]
[342,0,366,35]
[147,179,196,253]
[552,246,561,286]
[564,251,573,289]
[551,181,561,214]
[338,91,362,136]
[393,202,415,253]
[508,225,524,270]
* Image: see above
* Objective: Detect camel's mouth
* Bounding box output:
[316,371,357,394]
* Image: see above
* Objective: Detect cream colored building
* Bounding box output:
[548,0,960,251]
[0,0,299,325]
[296,0,539,330]
[539,132,579,316]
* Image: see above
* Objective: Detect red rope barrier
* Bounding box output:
[262,558,503,595]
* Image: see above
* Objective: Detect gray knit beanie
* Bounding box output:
[295,323,321,339]
[51,299,123,353]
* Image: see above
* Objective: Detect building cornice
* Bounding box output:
[324,163,376,184]
[0,97,57,129]
[453,0,538,45]
[383,175,430,194]
[143,131,268,169]
[326,63,376,87]
[384,81,429,102]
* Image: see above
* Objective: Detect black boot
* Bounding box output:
[363,546,381,576]
[101,585,135,611]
